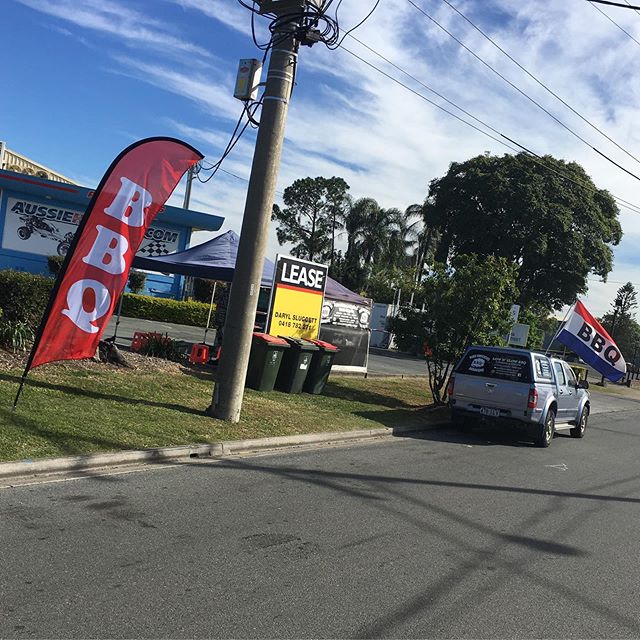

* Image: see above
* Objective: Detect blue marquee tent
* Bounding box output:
[133,229,368,305]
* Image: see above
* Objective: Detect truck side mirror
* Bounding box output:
[578,380,589,390]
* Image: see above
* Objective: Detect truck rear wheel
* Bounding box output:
[570,406,588,438]
[535,409,555,448]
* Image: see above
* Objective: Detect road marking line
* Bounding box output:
[545,463,568,471]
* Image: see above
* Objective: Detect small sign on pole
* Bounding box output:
[508,323,530,347]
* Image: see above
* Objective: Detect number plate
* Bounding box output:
[479,407,500,418]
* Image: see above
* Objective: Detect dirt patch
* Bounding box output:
[0,348,190,374]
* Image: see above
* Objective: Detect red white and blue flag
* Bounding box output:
[557,300,626,382]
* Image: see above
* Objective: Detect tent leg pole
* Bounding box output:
[203,282,216,344]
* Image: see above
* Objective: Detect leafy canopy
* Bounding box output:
[425,153,622,310]
[271,176,350,263]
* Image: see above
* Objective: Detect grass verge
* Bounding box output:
[0,357,435,462]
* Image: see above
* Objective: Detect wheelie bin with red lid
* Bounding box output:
[303,340,340,394]
[245,333,289,391]
[275,337,319,394]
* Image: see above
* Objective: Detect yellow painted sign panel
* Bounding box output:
[266,255,328,340]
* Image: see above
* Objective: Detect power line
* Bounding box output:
[197,102,261,184]
[588,0,640,48]
[340,43,640,215]
[341,46,522,153]
[438,0,640,168]
[621,0,640,16]
[405,0,640,184]
[328,0,380,49]
[587,0,640,9]
[218,167,284,197]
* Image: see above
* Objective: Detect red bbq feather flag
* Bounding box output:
[20,138,202,381]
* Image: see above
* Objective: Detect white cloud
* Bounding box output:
[16,0,213,59]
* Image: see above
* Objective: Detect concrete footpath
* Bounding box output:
[0,412,449,484]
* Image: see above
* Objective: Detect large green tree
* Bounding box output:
[600,282,640,362]
[272,176,350,264]
[424,153,622,310]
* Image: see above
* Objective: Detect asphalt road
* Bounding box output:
[2,393,640,638]
[105,315,430,376]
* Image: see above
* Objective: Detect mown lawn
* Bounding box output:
[0,356,434,462]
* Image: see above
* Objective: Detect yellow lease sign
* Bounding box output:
[266,255,328,340]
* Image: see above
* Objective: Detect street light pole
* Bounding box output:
[209,8,302,422]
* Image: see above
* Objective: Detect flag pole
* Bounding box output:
[544,302,575,356]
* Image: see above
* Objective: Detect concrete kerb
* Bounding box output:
[0,413,449,482]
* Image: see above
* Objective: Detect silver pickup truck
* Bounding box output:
[448,346,590,447]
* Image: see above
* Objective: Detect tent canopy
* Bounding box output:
[133,230,369,305]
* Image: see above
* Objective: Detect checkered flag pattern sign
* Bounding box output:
[138,240,171,257]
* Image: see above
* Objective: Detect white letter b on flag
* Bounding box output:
[104,177,152,228]
[82,225,129,275]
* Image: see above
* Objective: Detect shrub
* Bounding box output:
[47,255,65,277]
[193,278,218,303]
[127,270,147,294]
[388,308,428,355]
[0,320,35,352]
[139,333,184,362]
[0,270,53,330]
[121,293,213,326]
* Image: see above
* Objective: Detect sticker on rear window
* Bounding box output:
[457,350,532,382]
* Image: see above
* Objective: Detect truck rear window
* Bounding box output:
[456,349,532,382]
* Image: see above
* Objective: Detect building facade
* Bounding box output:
[0,168,224,299]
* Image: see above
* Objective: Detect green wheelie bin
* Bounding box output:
[275,337,319,394]
[245,333,289,391]
[303,340,340,394]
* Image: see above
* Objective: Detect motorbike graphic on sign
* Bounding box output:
[16,214,74,256]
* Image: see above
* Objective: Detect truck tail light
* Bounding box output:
[447,375,455,398]
[527,387,538,409]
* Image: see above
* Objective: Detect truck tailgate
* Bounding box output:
[455,374,530,412]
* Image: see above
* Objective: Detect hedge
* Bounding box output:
[0,270,214,330]
[0,270,53,330]
[120,293,213,327]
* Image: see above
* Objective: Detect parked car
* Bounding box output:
[448,346,590,447]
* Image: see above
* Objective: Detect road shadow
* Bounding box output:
[356,408,536,447]
[0,373,206,417]
[397,423,538,448]
[185,457,640,635]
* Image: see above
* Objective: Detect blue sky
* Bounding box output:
[4,0,640,315]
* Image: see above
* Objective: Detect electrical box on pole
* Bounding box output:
[234,59,263,102]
